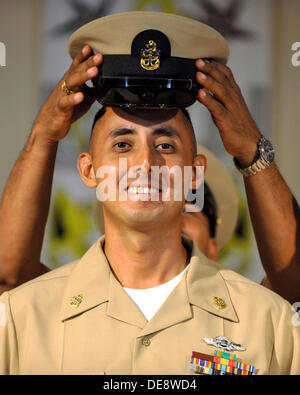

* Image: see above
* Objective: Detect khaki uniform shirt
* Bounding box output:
[0,236,299,375]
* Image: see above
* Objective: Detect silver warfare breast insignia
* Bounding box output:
[203,336,246,352]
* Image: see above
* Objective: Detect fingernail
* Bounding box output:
[87,67,96,75]
[200,90,207,97]
[93,54,101,62]
[198,72,207,80]
[82,45,90,55]
[74,92,82,100]
[197,59,205,67]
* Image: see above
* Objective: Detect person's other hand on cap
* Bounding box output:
[33,45,103,143]
[196,59,261,168]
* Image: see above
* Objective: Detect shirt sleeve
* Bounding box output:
[269,299,300,374]
[0,292,19,375]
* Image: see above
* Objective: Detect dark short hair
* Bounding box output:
[202,183,217,238]
[92,105,107,130]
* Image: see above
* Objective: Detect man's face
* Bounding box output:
[79,107,203,232]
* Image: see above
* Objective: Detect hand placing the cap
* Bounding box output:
[196,59,261,167]
[33,45,103,143]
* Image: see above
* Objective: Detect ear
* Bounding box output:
[77,152,97,188]
[190,154,207,190]
[207,238,219,262]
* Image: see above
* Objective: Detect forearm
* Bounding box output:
[243,162,300,303]
[0,126,57,285]
[0,46,101,291]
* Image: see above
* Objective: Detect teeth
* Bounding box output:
[128,186,159,194]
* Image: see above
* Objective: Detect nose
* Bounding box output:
[132,144,162,174]
[136,161,151,174]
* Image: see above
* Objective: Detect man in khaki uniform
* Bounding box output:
[0,12,299,375]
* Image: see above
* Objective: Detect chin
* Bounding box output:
[122,200,183,228]
[103,198,183,230]
[122,201,165,223]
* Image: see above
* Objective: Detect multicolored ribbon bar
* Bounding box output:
[214,349,237,361]
[192,351,214,362]
[190,350,256,375]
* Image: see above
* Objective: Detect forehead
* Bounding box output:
[93,107,192,135]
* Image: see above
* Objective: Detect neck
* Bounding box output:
[104,221,189,289]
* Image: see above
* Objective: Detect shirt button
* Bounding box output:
[141,337,151,347]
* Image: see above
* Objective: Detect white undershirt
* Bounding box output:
[123,264,190,321]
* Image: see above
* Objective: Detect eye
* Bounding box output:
[156,142,175,152]
[113,141,131,151]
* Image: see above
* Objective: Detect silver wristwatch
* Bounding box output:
[234,137,275,177]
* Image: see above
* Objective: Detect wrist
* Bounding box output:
[234,143,259,168]
[25,125,59,154]
[234,136,275,177]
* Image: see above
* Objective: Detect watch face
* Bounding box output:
[260,139,275,163]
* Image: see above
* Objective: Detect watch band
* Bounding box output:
[234,156,270,177]
[234,137,273,177]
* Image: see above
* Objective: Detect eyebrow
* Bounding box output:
[108,126,181,139]
[152,126,180,139]
[108,128,136,139]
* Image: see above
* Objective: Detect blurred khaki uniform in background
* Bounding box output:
[0,236,299,375]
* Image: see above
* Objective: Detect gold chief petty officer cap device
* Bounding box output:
[68,11,229,109]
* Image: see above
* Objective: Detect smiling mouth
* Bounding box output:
[125,185,162,194]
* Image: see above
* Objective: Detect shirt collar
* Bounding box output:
[60,236,110,322]
[60,235,239,324]
[184,237,239,323]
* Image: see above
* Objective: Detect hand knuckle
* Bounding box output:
[219,105,226,115]
[226,68,234,79]
[220,73,227,84]
[218,85,227,97]
[57,100,63,111]
[205,61,212,71]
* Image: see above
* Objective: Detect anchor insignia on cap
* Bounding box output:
[140,40,161,71]
[203,336,246,352]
